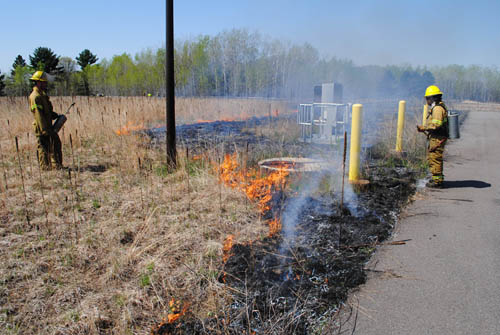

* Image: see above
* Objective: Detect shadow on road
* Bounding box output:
[443,180,491,189]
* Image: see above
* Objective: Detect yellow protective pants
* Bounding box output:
[37,133,62,170]
[427,138,445,184]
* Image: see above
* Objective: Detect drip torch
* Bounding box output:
[53,102,75,133]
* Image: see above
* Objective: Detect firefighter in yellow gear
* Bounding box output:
[417,85,448,188]
[29,71,63,170]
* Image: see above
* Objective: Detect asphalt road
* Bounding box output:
[346,111,500,334]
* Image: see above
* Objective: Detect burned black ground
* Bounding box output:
[223,164,415,333]
[159,167,416,334]
[146,119,418,334]
[140,116,343,171]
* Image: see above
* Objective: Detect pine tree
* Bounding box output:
[76,49,98,95]
[29,47,60,74]
[11,55,27,76]
[0,70,6,96]
[76,49,98,70]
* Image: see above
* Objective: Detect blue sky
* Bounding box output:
[1,0,499,74]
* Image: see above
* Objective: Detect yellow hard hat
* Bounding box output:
[30,70,48,82]
[425,85,443,97]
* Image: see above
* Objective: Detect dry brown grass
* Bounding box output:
[373,101,428,162]
[0,96,289,334]
[0,96,288,139]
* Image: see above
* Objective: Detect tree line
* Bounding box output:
[1,47,98,97]
[1,29,500,102]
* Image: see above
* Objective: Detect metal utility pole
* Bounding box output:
[166,0,177,167]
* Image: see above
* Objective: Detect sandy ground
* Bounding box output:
[346,111,500,334]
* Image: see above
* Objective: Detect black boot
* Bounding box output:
[426,181,443,188]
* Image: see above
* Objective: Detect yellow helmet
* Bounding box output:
[425,85,443,97]
[30,70,48,82]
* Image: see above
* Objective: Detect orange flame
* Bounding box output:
[115,121,145,135]
[219,153,243,189]
[268,218,282,237]
[167,298,188,323]
[222,235,234,263]
[218,153,288,237]
[196,117,238,124]
[151,299,189,334]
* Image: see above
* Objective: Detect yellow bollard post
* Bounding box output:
[349,104,363,182]
[395,100,406,152]
[422,104,428,126]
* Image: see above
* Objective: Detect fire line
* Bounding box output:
[218,153,288,237]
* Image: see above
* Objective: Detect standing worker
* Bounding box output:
[417,85,449,188]
[29,71,63,170]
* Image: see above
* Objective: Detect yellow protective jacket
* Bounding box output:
[424,102,448,139]
[29,86,58,136]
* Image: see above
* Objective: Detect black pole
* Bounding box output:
[166,0,176,167]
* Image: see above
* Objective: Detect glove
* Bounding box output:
[416,125,425,133]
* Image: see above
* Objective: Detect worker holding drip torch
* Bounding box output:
[29,71,63,170]
[417,85,449,188]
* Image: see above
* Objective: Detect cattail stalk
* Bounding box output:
[185,147,190,213]
[218,155,222,220]
[15,137,31,227]
[339,131,348,248]
[244,142,249,208]
[68,169,78,241]
[69,133,81,204]
[7,120,13,146]
[341,131,347,210]
[27,133,34,178]
[0,141,8,191]
[138,157,144,211]
[36,151,50,232]
[70,134,76,169]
